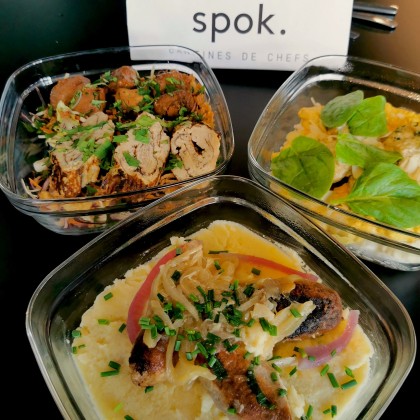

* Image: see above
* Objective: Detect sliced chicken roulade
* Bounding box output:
[170,122,221,180]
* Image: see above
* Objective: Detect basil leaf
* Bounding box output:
[336,134,402,167]
[347,95,388,137]
[332,162,420,228]
[270,136,335,199]
[320,90,364,128]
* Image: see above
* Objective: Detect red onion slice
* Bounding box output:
[299,309,360,369]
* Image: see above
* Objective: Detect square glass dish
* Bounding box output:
[0,45,234,235]
[248,55,420,271]
[26,175,415,419]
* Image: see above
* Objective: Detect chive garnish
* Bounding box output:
[171,270,182,282]
[290,307,302,318]
[345,366,354,377]
[270,372,278,382]
[175,247,182,255]
[98,319,110,325]
[145,386,154,393]
[320,364,330,376]
[108,360,121,371]
[113,402,123,412]
[271,363,282,374]
[124,415,135,420]
[277,388,287,397]
[103,292,113,301]
[72,346,77,354]
[118,323,127,333]
[72,330,81,338]
[208,250,228,254]
[214,260,221,270]
[327,372,340,388]
[330,349,337,357]
[227,407,236,414]
[341,379,358,390]
[306,405,313,419]
[251,267,261,275]
[289,366,298,376]
[100,370,119,377]
[331,405,338,417]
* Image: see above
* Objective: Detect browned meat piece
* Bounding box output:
[114,87,144,111]
[72,85,107,114]
[108,65,140,91]
[275,279,343,339]
[100,113,170,193]
[49,75,107,115]
[170,122,221,180]
[50,75,90,108]
[49,149,101,197]
[47,112,114,197]
[153,70,200,94]
[202,344,292,419]
[129,333,173,387]
[153,90,197,118]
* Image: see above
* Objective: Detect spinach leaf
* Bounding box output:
[347,95,388,137]
[332,162,420,228]
[271,136,334,199]
[336,133,402,167]
[320,90,364,128]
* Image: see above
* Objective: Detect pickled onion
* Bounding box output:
[299,310,359,369]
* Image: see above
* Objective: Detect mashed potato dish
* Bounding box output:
[72,220,373,419]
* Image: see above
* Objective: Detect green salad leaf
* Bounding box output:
[320,90,364,128]
[270,136,334,199]
[347,95,388,137]
[332,162,420,228]
[320,90,388,137]
[336,134,402,167]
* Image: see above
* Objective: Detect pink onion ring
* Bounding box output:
[298,309,360,369]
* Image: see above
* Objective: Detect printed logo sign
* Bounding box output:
[126,0,353,70]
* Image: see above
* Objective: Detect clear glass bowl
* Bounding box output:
[26,175,415,419]
[0,45,234,235]
[248,55,420,271]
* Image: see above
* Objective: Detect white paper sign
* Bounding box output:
[126,0,353,71]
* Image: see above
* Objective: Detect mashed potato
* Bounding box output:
[72,220,373,419]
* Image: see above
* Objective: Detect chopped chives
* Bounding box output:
[98,319,110,325]
[108,360,121,371]
[214,260,221,270]
[294,346,307,358]
[78,344,86,350]
[174,340,182,351]
[71,330,81,338]
[189,293,199,302]
[197,342,208,358]
[290,307,302,318]
[251,267,261,275]
[175,247,182,255]
[331,405,338,417]
[320,364,330,376]
[208,356,217,367]
[289,366,298,376]
[72,346,77,354]
[100,370,119,377]
[308,355,316,361]
[306,405,313,418]
[323,408,331,415]
[243,284,255,298]
[243,351,251,359]
[208,250,228,254]
[124,415,135,420]
[330,349,337,357]
[345,366,354,377]
[113,403,123,412]
[247,318,255,327]
[271,363,282,374]
[270,372,278,382]
[327,372,340,388]
[227,407,236,414]
[171,270,182,282]
[103,292,113,301]
[277,388,287,397]
[145,386,154,393]
[118,323,127,333]
[341,379,358,390]
[186,352,193,361]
